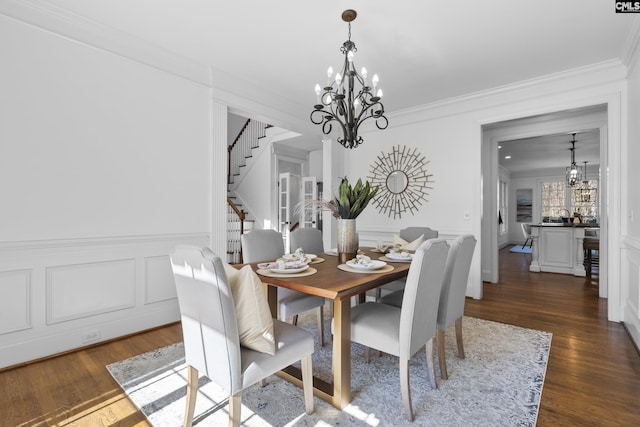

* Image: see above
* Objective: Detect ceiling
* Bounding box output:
[23,1,638,158]
[35,1,638,113]
[498,127,601,176]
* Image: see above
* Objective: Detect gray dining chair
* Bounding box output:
[169,245,314,427]
[381,234,476,380]
[290,228,324,254]
[349,239,450,421]
[399,226,438,242]
[242,229,326,346]
[374,226,440,301]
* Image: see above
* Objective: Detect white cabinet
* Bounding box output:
[529,225,586,276]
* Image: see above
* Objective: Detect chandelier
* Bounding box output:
[310,9,388,149]
[565,133,582,187]
[576,161,597,203]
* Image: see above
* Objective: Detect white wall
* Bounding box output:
[0,14,212,368]
[623,37,640,347]
[342,61,626,306]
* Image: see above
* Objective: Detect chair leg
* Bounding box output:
[316,306,324,347]
[292,314,299,325]
[425,338,437,389]
[400,358,414,422]
[364,346,371,363]
[455,317,465,359]
[183,365,198,427]
[228,391,242,427]
[437,329,448,380]
[301,354,314,414]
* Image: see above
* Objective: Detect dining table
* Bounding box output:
[246,248,412,409]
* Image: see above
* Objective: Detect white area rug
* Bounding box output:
[509,245,532,254]
[107,317,551,426]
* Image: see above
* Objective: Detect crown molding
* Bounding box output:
[389,60,627,127]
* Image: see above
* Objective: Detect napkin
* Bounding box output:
[392,234,425,251]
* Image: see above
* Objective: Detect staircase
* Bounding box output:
[226,118,270,263]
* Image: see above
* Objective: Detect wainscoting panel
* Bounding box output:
[0,269,31,335]
[145,255,177,304]
[0,233,209,369]
[623,235,640,350]
[46,259,136,324]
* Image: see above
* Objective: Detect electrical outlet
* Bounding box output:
[82,330,101,344]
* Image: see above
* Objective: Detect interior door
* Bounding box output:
[278,172,300,250]
[301,176,318,228]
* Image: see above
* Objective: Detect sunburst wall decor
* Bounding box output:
[367,145,434,219]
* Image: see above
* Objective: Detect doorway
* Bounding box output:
[481,104,608,298]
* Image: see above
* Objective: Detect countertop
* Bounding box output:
[531,223,599,228]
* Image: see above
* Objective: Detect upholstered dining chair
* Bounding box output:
[169,245,314,427]
[374,226,440,301]
[520,223,533,249]
[349,239,450,421]
[290,228,324,254]
[399,226,438,242]
[381,234,476,380]
[242,229,326,346]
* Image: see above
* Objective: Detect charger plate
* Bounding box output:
[257,267,317,278]
[337,264,394,274]
[379,255,412,263]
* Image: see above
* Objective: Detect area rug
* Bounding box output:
[509,245,532,254]
[107,316,551,427]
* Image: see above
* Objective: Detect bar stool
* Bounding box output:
[583,237,599,276]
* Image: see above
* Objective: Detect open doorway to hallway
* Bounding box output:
[480,104,608,298]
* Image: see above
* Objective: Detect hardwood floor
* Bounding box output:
[1,245,639,426]
[465,246,640,426]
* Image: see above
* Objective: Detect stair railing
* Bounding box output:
[227,118,270,185]
[227,197,246,264]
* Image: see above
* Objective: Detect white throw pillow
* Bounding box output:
[392,233,425,251]
[223,262,275,355]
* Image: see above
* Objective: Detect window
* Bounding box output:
[571,179,599,222]
[498,179,507,233]
[540,179,599,222]
[541,181,567,220]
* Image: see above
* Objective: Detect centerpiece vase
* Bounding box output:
[337,218,358,264]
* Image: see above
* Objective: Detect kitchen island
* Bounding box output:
[529,223,598,276]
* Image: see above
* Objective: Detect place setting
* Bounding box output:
[371,242,415,263]
[256,248,318,278]
[338,254,394,274]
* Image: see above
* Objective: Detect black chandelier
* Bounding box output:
[576,161,597,203]
[565,133,582,187]
[310,9,388,149]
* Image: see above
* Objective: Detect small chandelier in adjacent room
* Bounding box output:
[576,161,597,203]
[565,133,582,187]
[310,9,388,149]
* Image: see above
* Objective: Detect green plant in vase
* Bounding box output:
[308,177,378,262]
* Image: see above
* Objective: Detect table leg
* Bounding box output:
[266,284,278,318]
[332,298,351,409]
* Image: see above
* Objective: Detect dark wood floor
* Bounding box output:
[1,245,639,426]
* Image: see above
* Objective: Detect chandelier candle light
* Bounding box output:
[310,9,388,149]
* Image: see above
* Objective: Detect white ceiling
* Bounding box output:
[36,0,638,113]
[25,1,639,162]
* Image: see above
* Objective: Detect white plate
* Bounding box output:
[387,252,413,261]
[305,254,318,260]
[270,265,309,274]
[345,260,387,270]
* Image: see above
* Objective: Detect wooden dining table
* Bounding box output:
[246,248,411,409]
